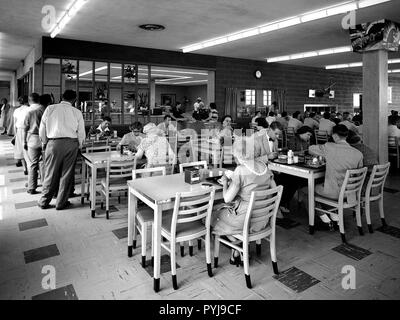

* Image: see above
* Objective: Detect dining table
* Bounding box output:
[80,150,138,217]
[127,170,225,292]
[268,161,325,234]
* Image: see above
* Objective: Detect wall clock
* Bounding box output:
[255,70,262,79]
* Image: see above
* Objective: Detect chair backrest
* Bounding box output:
[339,167,368,205]
[388,136,399,152]
[365,162,390,199]
[179,161,208,173]
[286,127,295,138]
[106,160,136,180]
[132,166,166,180]
[243,185,283,238]
[170,187,216,239]
[315,130,329,144]
[87,145,111,153]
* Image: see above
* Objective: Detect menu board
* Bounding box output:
[349,19,400,53]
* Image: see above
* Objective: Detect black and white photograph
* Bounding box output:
[0,0,400,307]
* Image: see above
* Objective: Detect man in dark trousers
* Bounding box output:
[38,90,85,210]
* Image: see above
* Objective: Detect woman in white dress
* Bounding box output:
[13,96,30,173]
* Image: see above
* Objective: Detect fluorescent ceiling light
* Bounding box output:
[326,59,400,69]
[266,46,352,62]
[181,0,391,52]
[358,0,391,8]
[171,80,208,85]
[389,69,400,73]
[50,0,88,38]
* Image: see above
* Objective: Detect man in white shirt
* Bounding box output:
[38,90,85,210]
[388,115,400,146]
[319,112,336,136]
[266,111,276,125]
[287,111,303,133]
[340,112,359,134]
[157,115,177,136]
[254,121,283,163]
[304,112,319,131]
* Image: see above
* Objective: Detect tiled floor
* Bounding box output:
[1,135,400,300]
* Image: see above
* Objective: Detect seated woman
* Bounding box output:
[135,123,176,173]
[117,121,144,152]
[211,136,277,264]
[217,115,234,140]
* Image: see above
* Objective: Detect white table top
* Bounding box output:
[82,151,135,164]
[128,173,222,203]
[268,161,325,174]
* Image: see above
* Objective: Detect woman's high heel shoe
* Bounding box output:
[229,251,243,267]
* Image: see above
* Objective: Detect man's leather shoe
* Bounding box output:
[27,189,38,194]
[38,203,53,209]
[56,201,72,210]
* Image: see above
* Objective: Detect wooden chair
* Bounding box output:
[161,187,216,289]
[315,130,329,145]
[213,185,283,289]
[362,163,390,233]
[178,160,208,255]
[85,145,112,200]
[315,167,367,243]
[100,159,135,219]
[388,136,400,169]
[132,166,166,268]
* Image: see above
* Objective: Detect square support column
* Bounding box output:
[362,49,388,164]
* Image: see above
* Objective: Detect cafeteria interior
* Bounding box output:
[1,0,400,301]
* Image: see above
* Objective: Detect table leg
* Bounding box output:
[153,204,162,292]
[127,188,137,257]
[80,160,86,205]
[91,165,97,218]
[308,176,315,235]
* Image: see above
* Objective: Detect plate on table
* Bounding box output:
[300,162,325,169]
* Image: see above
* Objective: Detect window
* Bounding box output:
[353,93,361,108]
[245,89,255,106]
[263,90,272,106]
[388,86,392,104]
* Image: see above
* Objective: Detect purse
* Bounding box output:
[11,136,15,145]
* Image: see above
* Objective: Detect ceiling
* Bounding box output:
[1,0,400,73]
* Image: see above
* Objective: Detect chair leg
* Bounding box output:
[365,201,373,233]
[171,241,178,290]
[243,243,251,289]
[378,198,386,227]
[214,235,220,268]
[355,204,364,236]
[205,233,212,277]
[151,225,154,267]
[198,239,202,250]
[256,239,261,256]
[270,232,279,275]
[141,224,147,268]
[105,187,110,220]
[338,208,346,243]
[189,240,194,256]
[180,244,185,257]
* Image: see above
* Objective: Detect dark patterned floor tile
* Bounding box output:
[19,218,48,231]
[332,243,372,261]
[274,266,320,293]
[24,244,60,264]
[32,284,78,300]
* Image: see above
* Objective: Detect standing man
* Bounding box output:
[38,90,85,210]
[0,98,10,135]
[23,93,45,194]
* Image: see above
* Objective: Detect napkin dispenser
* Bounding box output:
[184,167,200,184]
[120,145,129,155]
